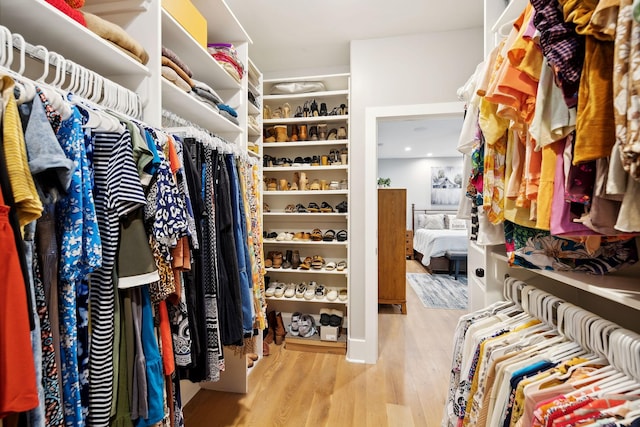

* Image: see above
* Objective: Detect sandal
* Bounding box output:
[299,257,312,270]
[336,201,348,213]
[309,179,321,190]
[320,202,334,213]
[295,203,308,213]
[336,260,347,271]
[323,229,336,242]
[338,289,348,301]
[285,204,295,213]
[310,228,323,241]
[336,229,348,242]
[326,288,338,301]
[307,202,320,213]
[325,261,337,271]
[311,255,324,269]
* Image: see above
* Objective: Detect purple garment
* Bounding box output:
[530,0,585,107]
[550,137,596,236]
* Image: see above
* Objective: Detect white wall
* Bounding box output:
[378,156,464,229]
[348,28,483,362]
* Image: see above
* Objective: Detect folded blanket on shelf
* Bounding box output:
[217,103,237,118]
[218,109,239,125]
[162,66,191,93]
[46,0,86,26]
[207,43,245,83]
[191,79,223,104]
[162,46,192,78]
[190,92,220,112]
[161,56,194,88]
[192,87,222,106]
[83,12,149,65]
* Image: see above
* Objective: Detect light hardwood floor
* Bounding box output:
[183,260,467,427]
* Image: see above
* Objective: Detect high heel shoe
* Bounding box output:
[303,101,311,118]
[337,126,347,139]
[340,103,348,115]
[320,102,327,116]
[309,125,318,141]
[327,128,338,140]
[282,103,291,118]
[311,99,319,117]
[294,105,304,118]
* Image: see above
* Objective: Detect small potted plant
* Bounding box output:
[377,177,391,188]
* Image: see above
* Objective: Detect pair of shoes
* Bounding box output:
[319,308,344,327]
[310,228,323,241]
[311,255,325,269]
[289,311,316,337]
[336,230,348,242]
[336,201,348,213]
[322,229,335,241]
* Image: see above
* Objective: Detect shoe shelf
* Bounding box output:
[263,140,349,148]
[263,89,349,101]
[266,295,347,305]
[265,267,348,275]
[263,115,348,125]
[264,165,348,172]
[263,190,348,196]
[263,240,348,246]
[263,212,348,218]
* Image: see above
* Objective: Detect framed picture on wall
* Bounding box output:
[430,166,462,208]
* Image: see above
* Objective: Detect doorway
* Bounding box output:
[363,102,465,361]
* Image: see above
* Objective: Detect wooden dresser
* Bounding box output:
[378,188,407,314]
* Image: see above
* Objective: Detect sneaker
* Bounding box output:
[295,282,307,299]
[298,314,317,338]
[273,283,286,298]
[326,288,338,302]
[289,312,302,336]
[304,281,317,300]
[284,283,296,298]
[315,284,327,299]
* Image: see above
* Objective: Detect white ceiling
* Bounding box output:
[224,0,480,159]
[377,115,463,159]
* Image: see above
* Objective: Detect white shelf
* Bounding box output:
[161,78,242,134]
[247,149,260,158]
[491,252,640,311]
[264,240,348,247]
[0,0,150,81]
[161,9,241,91]
[264,190,348,196]
[248,126,261,137]
[265,267,348,276]
[264,165,348,172]
[263,89,349,101]
[264,140,349,148]
[265,295,347,305]
[191,0,251,43]
[264,73,350,92]
[248,102,260,115]
[264,115,349,125]
[264,212,348,218]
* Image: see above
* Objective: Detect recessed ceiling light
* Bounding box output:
[405,147,412,151]
[427,152,433,157]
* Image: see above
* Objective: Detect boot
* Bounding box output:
[283,250,292,269]
[291,250,300,269]
[264,126,276,142]
[275,312,286,345]
[264,310,276,344]
[263,340,270,356]
[298,124,308,141]
[318,123,327,140]
[275,125,288,142]
[298,172,308,191]
[290,124,299,142]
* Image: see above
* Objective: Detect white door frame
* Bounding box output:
[363,101,464,363]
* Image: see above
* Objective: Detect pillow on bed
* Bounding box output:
[447,214,467,230]
[418,214,446,230]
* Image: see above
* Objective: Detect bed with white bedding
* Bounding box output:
[412,205,469,272]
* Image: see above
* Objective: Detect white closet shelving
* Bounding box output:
[262,73,351,354]
[0,0,262,400]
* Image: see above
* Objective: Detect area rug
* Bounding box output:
[406,273,468,310]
